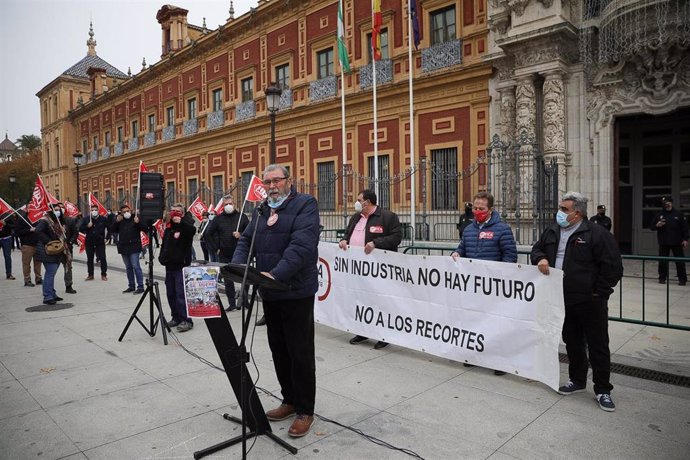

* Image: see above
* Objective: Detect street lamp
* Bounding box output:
[265,82,282,164]
[73,151,84,212]
[8,173,16,207]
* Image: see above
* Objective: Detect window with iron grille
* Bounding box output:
[430,6,456,45]
[117,188,124,205]
[166,181,175,208]
[131,120,139,137]
[117,126,123,142]
[148,114,156,133]
[276,64,290,90]
[241,78,253,103]
[166,106,175,127]
[367,154,390,209]
[104,131,111,146]
[317,48,334,79]
[317,161,335,211]
[431,147,458,210]
[131,186,137,204]
[105,190,112,209]
[188,178,198,202]
[82,139,88,156]
[212,89,223,111]
[212,175,224,203]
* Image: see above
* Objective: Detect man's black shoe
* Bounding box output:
[66,287,77,294]
[43,299,57,305]
[558,380,586,395]
[374,341,389,350]
[680,281,687,286]
[122,287,135,293]
[133,288,145,294]
[494,370,507,376]
[658,278,666,284]
[24,281,35,287]
[167,319,181,328]
[54,296,64,302]
[35,279,42,285]
[256,315,267,326]
[349,335,368,345]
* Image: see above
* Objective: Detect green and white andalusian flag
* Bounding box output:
[337,0,351,73]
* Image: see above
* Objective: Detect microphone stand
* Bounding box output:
[236,202,264,460]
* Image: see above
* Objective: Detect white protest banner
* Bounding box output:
[315,242,565,391]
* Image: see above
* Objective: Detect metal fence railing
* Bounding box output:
[399,245,690,332]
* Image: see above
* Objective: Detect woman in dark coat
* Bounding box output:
[35,208,67,304]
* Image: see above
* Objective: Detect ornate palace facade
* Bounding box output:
[37,0,492,233]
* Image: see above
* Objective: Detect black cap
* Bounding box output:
[662,197,673,203]
[597,205,606,210]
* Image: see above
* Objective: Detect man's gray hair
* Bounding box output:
[263,164,290,178]
[562,191,588,217]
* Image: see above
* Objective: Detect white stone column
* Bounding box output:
[497,86,517,210]
[542,70,567,196]
[515,76,536,140]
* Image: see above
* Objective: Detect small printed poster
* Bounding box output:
[183,266,221,318]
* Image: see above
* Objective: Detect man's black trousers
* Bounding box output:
[85,243,107,276]
[658,244,687,282]
[263,296,316,416]
[562,298,613,395]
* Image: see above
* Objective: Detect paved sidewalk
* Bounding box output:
[1,244,689,460]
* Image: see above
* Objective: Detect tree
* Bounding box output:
[15,134,41,153]
[0,150,42,207]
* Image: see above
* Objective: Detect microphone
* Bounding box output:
[257,199,268,216]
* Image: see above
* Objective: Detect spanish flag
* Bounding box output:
[372,0,382,61]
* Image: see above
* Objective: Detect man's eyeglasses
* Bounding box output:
[263,177,288,186]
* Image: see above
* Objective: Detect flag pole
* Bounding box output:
[340,22,348,227]
[372,0,379,199]
[408,0,416,245]
[1,202,34,228]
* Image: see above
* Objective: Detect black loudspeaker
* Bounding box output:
[138,172,165,223]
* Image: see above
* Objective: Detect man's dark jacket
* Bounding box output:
[14,211,38,246]
[0,215,15,238]
[455,210,517,262]
[650,208,689,246]
[342,206,402,251]
[530,219,623,304]
[158,219,195,271]
[232,191,320,301]
[112,217,145,255]
[63,216,80,246]
[206,211,249,258]
[79,215,108,246]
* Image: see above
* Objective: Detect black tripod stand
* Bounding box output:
[118,226,170,344]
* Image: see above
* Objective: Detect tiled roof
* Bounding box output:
[62,55,129,80]
[0,136,17,151]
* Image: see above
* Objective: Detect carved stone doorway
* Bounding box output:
[616,107,690,255]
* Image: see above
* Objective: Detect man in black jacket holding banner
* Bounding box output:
[339,189,402,349]
[531,191,623,412]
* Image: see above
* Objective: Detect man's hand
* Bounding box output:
[450,251,460,261]
[537,259,550,275]
[232,231,241,239]
[116,215,123,222]
[364,241,375,254]
[87,222,93,228]
[261,271,274,279]
[134,216,139,224]
[683,240,688,249]
[656,219,666,228]
[338,240,348,250]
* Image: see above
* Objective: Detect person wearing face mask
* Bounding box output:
[232,164,320,438]
[34,206,67,305]
[456,202,474,239]
[54,202,79,294]
[206,196,249,310]
[198,212,214,262]
[14,206,42,286]
[340,189,402,350]
[158,203,196,332]
[531,192,623,412]
[112,204,146,294]
[79,205,109,281]
[650,197,688,286]
[451,192,517,376]
[589,205,612,232]
[0,213,16,280]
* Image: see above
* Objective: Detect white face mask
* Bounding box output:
[53,210,61,218]
[123,212,132,219]
[224,204,234,214]
[354,201,363,213]
[208,214,215,220]
[91,210,99,218]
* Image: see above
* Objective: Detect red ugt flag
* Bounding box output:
[140,231,150,248]
[244,175,268,202]
[63,200,80,217]
[139,161,149,173]
[153,219,165,240]
[89,193,108,217]
[76,232,86,254]
[187,196,207,221]
[0,197,15,222]
[213,197,225,215]
[27,175,50,223]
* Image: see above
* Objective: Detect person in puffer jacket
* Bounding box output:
[451,191,517,377]
[451,192,517,263]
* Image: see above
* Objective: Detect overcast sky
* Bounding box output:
[0,0,256,142]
